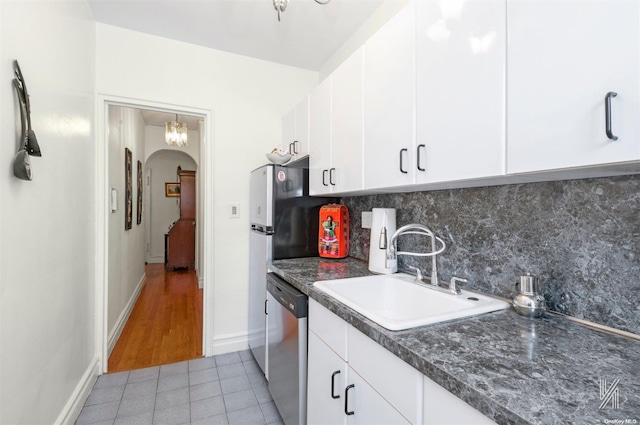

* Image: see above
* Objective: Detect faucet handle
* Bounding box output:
[408,266,424,282]
[378,226,388,250]
[449,277,467,295]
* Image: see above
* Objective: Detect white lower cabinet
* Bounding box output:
[307,300,422,425]
[307,331,409,425]
[307,331,348,425]
[348,327,422,423]
[347,367,411,425]
[308,299,496,425]
[423,377,497,425]
[308,300,420,424]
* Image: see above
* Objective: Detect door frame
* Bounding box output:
[95,94,215,373]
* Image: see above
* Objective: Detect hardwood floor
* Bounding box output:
[108,263,203,373]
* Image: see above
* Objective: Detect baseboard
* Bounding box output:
[198,277,204,289]
[212,331,249,355]
[107,273,146,356]
[54,356,100,425]
[148,256,164,264]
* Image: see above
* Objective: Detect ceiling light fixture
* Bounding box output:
[165,114,188,147]
[273,0,331,21]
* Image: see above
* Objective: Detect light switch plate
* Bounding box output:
[230,202,240,218]
[110,188,118,212]
[362,211,372,229]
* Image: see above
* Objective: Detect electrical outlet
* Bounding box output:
[362,211,372,229]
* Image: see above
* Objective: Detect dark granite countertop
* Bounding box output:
[269,257,640,425]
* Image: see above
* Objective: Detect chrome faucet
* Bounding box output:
[387,223,466,296]
[386,223,445,286]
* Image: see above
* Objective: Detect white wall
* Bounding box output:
[107,106,147,342]
[96,24,318,353]
[0,1,96,424]
[145,150,197,263]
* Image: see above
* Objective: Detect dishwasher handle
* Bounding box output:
[266,273,308,318]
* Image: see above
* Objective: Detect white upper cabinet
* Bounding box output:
[415,0,506,183]
[310,48,365,196]
[364,3,417,190]
[506,0,640,174]
[309,77,333,195]
[282,108,295,153]
[282,97,310,161]
[331,47,364,194]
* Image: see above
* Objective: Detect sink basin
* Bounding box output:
[313,273,509,330]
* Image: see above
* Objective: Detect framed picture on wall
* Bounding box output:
[125,148,133,230]
[136,160,143,225]
[165,182,180,197]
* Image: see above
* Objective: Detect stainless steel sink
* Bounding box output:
[314,273,509,330]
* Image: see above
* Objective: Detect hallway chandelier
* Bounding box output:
[273,0,331,21]
[165,114,188,147]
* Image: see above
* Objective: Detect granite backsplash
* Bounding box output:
[340,175,640,335]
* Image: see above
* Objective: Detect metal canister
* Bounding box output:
[513,273,546,318]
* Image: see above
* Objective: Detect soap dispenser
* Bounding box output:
[513,273,546,318]
[368,208,397,274]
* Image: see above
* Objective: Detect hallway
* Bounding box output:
[109,264,203,373]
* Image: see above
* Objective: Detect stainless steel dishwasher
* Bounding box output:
[267,273,308,425]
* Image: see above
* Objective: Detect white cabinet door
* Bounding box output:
[416,0,506,183]
[309,77,333,195]
[282,98,309,161]
[282,108,295,154]
[294,97,310,159]
[347,367,411,425]
[507,0,640,174]
[332,47,364,194]
[423,376,496,425]
[308,331,348,425]
[309,299,348,360]
[349,326,422,424]
[309,300,415,425]
[364,3,416,190]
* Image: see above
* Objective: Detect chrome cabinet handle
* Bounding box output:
[605,92,618,141]
[344,384,355,415]
[331,371,341,399]
[293,140,299,154]
[329,168,336,186]
[417,144,426,171]
[322,169,329,186]
[399,148,408,174]
[289,142,294,154]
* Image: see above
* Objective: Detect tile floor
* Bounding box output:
[75,350,283,425]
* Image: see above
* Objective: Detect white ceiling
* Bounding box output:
[87,0,385,71]
[139,110,202,130]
